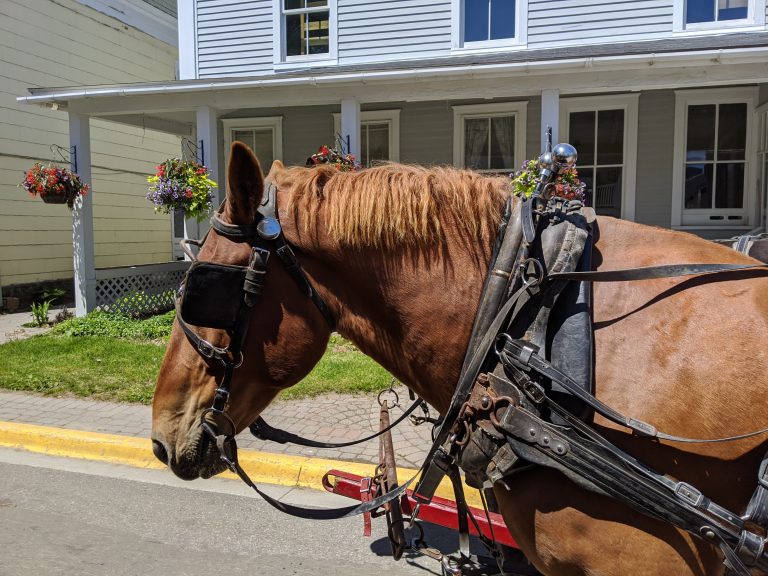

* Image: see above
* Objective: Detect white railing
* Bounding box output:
[94,261,189,316]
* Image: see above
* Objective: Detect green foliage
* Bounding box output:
[8,308,389,402]
[30,300,51,327]
[278,334,390,399]
[147,158,216,221]
[110,290,175,318]
[42,287,66,302]
[52,311,175,341]
[0,336,163,404]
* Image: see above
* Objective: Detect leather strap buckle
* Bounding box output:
[198,339,217,358]
[675,482,705,507]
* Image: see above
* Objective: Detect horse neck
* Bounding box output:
[281,205,494,412]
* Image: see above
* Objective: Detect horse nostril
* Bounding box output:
[152,439,169,464]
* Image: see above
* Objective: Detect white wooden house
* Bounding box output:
[2,0,183,313]
[16,0,768,315]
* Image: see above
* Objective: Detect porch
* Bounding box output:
[19,50,768,316]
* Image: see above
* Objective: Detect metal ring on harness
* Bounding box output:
[378,388,400,408]
[519,257,545,286]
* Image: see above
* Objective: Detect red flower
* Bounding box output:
[185,188,193,198]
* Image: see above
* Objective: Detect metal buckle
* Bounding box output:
[675,482,705,508]
[197,339,217,358]
[251,246,271,264]
[522,378,547,404]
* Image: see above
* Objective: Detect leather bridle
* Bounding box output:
[175,182,335,448]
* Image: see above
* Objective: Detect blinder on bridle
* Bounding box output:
[175,182,335,423]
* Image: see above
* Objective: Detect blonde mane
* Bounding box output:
[275,163,511,249]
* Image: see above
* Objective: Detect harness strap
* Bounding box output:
[498,337,768,445]
[414,275,544,504]
[494,401,754,575]
[547,262,768,284]
[745,451,768,526]
[203,421,424,520]
[249,398,424,449]
[273,241,336,329]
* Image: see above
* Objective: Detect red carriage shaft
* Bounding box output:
[322,469,519,549]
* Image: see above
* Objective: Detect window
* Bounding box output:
[274,0,337,64]
[222,117,283,172]
[674,0,765,31]
[672,88,757,227]
[452,0,527,50]
[560,95,639,220]
[333,110,400,167]
[687,0,746,23]
[453,102,527,174]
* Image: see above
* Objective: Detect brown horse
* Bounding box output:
[152,142,768,576]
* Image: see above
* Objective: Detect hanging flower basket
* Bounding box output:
[147,158,216,221]
[510,159,586,203]
[20,163,89,209]
[307,145,361,172]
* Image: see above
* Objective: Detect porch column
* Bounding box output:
[190,105,220,240]
[69,112,95,317]
[541,89,560,150]
[340,98,360,160]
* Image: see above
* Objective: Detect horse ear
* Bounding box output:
[225,141,264,224]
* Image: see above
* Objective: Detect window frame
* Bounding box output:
[671,87,758,229]
[452,101,528,174]
[332,109,401,165]
[559,94,639,221]
[451,0,528,53]
[222,117,284,171]
[272,0,338,67]
[673,0,766,34]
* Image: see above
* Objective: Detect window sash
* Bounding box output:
[683,103,747,212]
[360,122,391,167]
[461,113,516,173]
[567,109,625,217]
[463,0,516,43]
[280,0,331,60]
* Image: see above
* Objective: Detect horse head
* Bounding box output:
[151,142,332,480]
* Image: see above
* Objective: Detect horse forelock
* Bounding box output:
[275,164,510,250]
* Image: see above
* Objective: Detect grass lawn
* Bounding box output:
[0,322,392,404]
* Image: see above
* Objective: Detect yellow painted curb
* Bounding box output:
[0,421,482,508]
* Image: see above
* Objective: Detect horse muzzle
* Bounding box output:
[151,421,227,481]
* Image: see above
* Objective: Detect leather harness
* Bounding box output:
[175,177,768,574]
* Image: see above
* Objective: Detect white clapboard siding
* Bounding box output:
[1,0,181,287]
[338,0,451,64]
[196,0,273,77]
[528,0,674,48]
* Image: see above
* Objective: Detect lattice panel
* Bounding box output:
[95,268,186,316]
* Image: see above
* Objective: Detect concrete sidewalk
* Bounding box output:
[0,311,52,344]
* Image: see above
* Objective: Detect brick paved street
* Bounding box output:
[0,386,435,469]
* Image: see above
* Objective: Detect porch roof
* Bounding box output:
[16,32,768,131]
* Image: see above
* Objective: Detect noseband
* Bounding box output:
[175,182,335,443]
